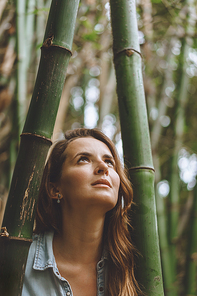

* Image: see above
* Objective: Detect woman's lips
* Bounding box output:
[91,179,112,188]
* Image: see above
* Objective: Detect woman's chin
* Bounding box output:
[93,196,118,213]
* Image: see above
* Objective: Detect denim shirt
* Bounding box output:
[22,232,108,296]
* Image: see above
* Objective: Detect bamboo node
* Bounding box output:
[129,166,155,172]
[42,34,54,48]
[49,44,73,56]
[20,133,52,144]
[41,35,72,56]
[125,49,134,57]
[0,227,9,237]
[114,47,143,59]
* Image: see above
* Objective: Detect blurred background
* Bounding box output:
[0,0,197,295]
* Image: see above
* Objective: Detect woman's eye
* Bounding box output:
[78,156,89,163]
[105,159,115,167]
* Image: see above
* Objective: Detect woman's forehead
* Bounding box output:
[65,137,113,158]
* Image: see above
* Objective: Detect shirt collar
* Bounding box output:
[33,231,55,271]
[33,231,108,271]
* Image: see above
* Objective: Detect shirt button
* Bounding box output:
[66,292,71,296]
[99,287,104,292]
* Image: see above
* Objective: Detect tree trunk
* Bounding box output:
[0,1,79,295]
[109,0,164,294]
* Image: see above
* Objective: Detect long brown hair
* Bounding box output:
[35,128,142,296]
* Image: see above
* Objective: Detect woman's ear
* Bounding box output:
[49,182,60,200]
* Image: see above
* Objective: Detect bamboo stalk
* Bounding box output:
[150,39,175,152]
[109,0,164,294]
[169,3,196,292]
[0,0,7,21]
[150,38,178,295]
[154,156,177,296]
[16,0,27,134]
[185,185,197,295]
[35,0,47,65]
[170,0,196,242]
[25,0,36,71]
[98,60,116,127]
[0,1,79,295]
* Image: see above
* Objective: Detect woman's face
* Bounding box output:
[55,137,120,214]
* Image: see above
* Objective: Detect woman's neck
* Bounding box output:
[53,210,105,265]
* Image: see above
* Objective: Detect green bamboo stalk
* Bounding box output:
[0,1,79,295]
[154,157,177,296]
[16,0,27,134]
[151,40,175,152]
[150,38,178,295]
[99,60,116,126]
[169,3,196,292]
[185,184,197,295]
[25,0,35,71]
[36,0,45,64]
[109,0,164,294]
[170,0,195,243]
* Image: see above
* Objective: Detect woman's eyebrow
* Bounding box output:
[103,154,114,160]
[72,152,92,160]
[72,152,114,161]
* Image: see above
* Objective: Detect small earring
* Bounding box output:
[57,193,61,204]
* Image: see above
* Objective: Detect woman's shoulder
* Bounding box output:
[22,231,60,296]
[25,231,54,271]
[31,231,53,243]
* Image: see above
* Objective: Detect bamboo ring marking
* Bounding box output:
[43,44,73,56]
[114,47,143,59]
[20,133,52,144]
[128,166,155,172]
[41,35,72,56]
[0,227,33,242]
[5,236,33,242]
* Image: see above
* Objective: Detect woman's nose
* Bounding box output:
[94,161,109,175]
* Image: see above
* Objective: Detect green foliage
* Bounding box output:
[82,31,98,42]
[31,8,50,15]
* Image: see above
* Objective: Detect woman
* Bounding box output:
[22,128,141,296]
